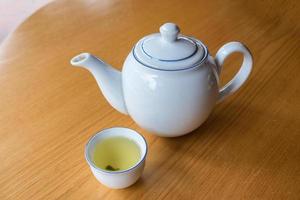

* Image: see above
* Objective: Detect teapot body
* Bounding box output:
[122,52,219,137]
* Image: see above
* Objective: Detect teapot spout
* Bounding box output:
[70,53,128,115]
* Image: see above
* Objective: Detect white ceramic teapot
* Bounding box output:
[71,23,253,137]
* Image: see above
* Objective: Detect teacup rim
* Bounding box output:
[85,127,148,174]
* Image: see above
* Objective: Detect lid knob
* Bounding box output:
[159,23,180,42]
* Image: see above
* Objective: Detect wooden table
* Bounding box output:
[0,0,299,199]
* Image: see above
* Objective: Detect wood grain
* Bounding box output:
[0,0,299,199]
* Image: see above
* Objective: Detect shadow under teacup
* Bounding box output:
[85,127,148,189]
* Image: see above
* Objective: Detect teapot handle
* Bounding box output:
[215,41,253,103]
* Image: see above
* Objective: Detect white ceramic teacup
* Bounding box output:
[85,127,148,189]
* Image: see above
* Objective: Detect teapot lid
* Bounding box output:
[133,23,207,71]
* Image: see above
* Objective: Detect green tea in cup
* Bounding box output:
[85,127,147,189]
[93,136,141,171]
